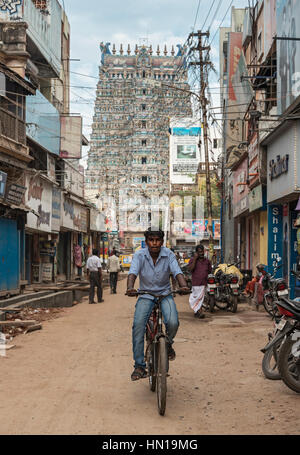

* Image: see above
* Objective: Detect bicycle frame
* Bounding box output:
[145,298,169,367]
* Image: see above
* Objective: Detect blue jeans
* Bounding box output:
[132,295,179,369]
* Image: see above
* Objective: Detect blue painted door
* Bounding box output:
[0,218,19,292]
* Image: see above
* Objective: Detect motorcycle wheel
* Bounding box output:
[231,295,238,313]
[278,335,300,394]
[262,342,282,380]
[263,294,276,317]
[208,295,215,313]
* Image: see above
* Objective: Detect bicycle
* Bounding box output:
[133,290,189,416]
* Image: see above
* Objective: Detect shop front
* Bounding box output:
[232,156,250,269]
[248,184,268,271]
[0,170,28,295]
[265,121,300,298]
[60,194,89,280]
[24,173,53,284]
[90,207,106,252]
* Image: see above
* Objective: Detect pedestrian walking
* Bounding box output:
[86,248,104,304]
[107,251,121,294]
[188,244,212,319]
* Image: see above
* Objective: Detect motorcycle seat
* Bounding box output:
[280,297,300,316]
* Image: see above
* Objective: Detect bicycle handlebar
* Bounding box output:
[126,289,191,298]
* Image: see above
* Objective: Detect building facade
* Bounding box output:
[85,43,192,251]
[220,0,300,297]
[0,0,101,294]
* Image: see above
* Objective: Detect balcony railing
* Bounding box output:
[0,107,26,146]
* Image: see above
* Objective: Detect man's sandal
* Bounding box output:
[131,367,147,381]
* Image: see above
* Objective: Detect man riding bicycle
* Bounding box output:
[126,228,190,381]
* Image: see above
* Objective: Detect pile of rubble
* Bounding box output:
[1,307,64,341]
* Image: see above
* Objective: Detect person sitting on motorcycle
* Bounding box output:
[126,228,190,381]
[244,264,266,297]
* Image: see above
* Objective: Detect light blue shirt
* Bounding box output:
[129,246,183,298]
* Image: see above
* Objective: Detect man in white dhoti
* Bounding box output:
[188,244,212,319]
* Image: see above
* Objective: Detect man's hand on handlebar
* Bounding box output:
[176,287,191,295]
[126,288,138,297]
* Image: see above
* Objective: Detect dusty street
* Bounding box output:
[0,277,299,435]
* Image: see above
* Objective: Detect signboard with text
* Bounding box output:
[268,204,283,277]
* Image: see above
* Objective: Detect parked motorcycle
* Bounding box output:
[181,262,192,289]
[204,274,217,312]
[214,261,242,313]
[261,258,286,318]
[261,270,300,393]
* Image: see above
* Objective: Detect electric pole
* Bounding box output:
[189,30,214,259]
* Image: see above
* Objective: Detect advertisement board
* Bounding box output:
[277,0,300,114]
[61,195,88,233]
[224,32,245,166]
[192,219,221,239]
[264,0,276,57]
[51,187,61,233]
[26,90,60,156]
[63,162,84,198]
[233,157,249,217]
[90,208,106,232]
[228,33,243,102]
[25,175,52,233]
[170,118,201,185]
[60,116,83,159]
[267,121,300,203]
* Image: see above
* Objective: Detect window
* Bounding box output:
[32,0,48,9]
[142,139,147,146]
[143,89,146,95]
[141,104,146,111]
[142,121,146,128]
[142,176,148,183]
[142,157,147,164]
[143,71,146,78]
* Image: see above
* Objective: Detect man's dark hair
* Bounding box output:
[196,244,204,252]
[92,248,99,256]
[144,227,164,240]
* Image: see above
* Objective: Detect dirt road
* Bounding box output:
[0,278,298,435]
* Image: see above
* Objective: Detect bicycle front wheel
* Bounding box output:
[146,342,156,392]
[156,337,167,416]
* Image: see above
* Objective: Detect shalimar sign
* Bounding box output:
[269,154,289,180]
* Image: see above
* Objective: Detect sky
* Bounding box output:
[59,0,250,166]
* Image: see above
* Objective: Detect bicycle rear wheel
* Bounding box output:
[156,337,168,416]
